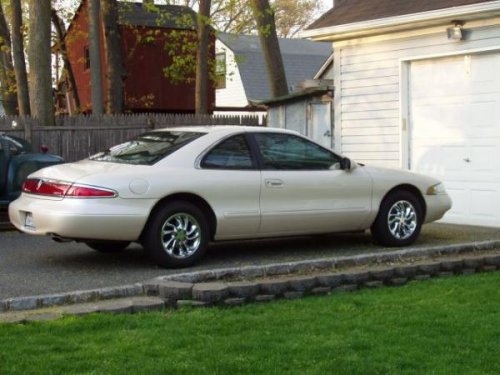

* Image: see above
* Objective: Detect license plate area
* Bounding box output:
[24,212,36,230]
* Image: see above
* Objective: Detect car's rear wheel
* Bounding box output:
[85,240,131,253]
[371,190,423,247]
[143,201,209,268]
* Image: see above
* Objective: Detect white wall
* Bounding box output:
[215,40,249,109]
[334,19,500,168]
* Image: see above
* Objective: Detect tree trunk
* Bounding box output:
[250,0,289,98]
[51,9,80,113]
[0,1,18,115]
[195,0,211,114]
[10,0,30,116]
[88,0,104,114]
[101,0,124,114]
[28,0,54,125]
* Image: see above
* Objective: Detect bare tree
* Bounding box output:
[250,0,288,98]
[195,0,211,114]
[0,0,17,115]
[28,0,54,125]
[88,0,104,114]
[52,9,80,113]
[101,0,124,114]
[177,0,324,38]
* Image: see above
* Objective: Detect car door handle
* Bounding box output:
[265,179,284,188]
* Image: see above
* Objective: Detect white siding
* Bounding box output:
[215,41,249,109]
[335,23,500,168]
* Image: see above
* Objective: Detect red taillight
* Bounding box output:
[22,179,40,193]
[22,179,116,198]
[22,179,70,196]
[66,185,116,197]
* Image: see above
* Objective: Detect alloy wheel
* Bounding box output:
[387,200,417,240]
[161,213,201,259]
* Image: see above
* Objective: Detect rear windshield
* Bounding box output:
[89,131,205,165]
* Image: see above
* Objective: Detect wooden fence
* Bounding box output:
[0,113,265,162]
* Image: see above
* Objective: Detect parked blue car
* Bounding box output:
[0,133,64,209]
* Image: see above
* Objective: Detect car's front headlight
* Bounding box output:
[427,183,447,195]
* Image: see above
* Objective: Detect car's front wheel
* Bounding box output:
[143,201,209,268]
[85,240,131,253]
[371,190,423,247]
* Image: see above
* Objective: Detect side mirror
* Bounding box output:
[340,157,352,171]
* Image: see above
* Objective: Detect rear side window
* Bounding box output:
[89,131,205,165]
[201,134,254,170]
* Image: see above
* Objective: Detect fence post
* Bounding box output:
[25,120,32,144]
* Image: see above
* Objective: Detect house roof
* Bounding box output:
[117,2,197,29]
[64,1,197,42]
[218,33,332,102]
[308,0,497,30]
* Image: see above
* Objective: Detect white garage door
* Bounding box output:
[409,52,500,227]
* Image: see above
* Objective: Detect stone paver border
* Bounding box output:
[1,241,500,323]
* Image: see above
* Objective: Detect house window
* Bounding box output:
[84,46,90,71]
[215,52,226,89]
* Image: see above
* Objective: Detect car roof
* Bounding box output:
[151,125,300,136]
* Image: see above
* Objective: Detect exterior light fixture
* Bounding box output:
[447,21,464,41]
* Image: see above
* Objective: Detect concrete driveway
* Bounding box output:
[1,223,500,300]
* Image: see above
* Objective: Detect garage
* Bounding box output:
[409,52,500,227]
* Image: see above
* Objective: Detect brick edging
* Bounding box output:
[1,241,500,314]
[144,253,500,307]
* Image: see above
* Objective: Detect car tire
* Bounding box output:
[85,241,131,253]
[371,190,423,247]
[143,201,209,268]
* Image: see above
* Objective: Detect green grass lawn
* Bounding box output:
[1,272,499,375]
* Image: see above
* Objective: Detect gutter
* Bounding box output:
[250,86,333,107]
[301,0,500,41]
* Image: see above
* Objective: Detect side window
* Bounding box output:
[255,133,340,170]
[201,135,254,170]
[5,139,22,155]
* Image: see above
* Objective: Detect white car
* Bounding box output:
[9,126,451,268]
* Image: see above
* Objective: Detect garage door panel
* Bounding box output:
[412,144,466,177]
[445,187,468,217]
[468,101,499,138]
[470,189,498,218]
[409,52,500,227]
[469,53,500,88]
[470,144,500,175]
[411,106,447,136]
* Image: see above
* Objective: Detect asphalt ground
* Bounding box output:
[1,223,500,300]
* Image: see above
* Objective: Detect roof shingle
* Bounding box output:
[308,0,497,30]
[218,33,332,101]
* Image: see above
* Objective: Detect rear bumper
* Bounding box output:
[8,194,155,241]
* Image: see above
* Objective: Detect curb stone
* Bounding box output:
[1,244,500,322]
